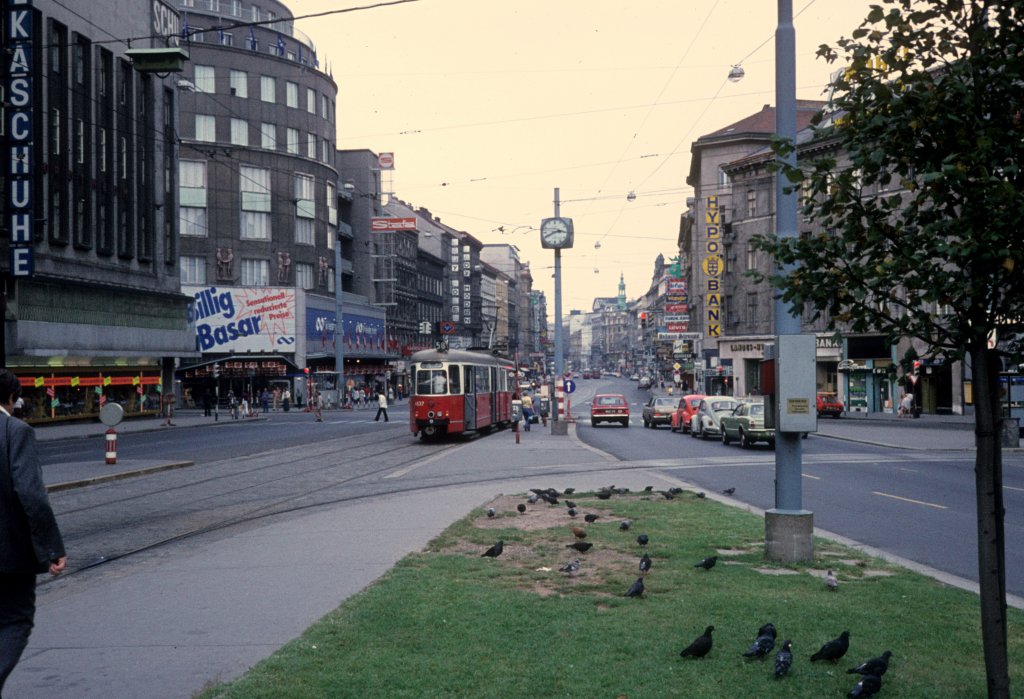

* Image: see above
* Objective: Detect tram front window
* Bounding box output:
[418,369,448,395]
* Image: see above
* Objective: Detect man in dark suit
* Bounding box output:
[0,369,66,694]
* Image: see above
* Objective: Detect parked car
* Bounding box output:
[591,393,630,427]
[817,392,843,418]
[720,399,774,448]
[670,394,706,433]
[642,395,676,428]
[630,374,640,381]
[690,397,741,440]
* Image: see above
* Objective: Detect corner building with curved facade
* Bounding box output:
[174,0,381,399]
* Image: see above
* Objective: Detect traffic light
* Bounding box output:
[304,367,310,376]
[639,312,648,328]
[913,360,921,376]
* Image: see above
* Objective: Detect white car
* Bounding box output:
[690,397,741,440]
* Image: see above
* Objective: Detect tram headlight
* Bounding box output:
[427,410,435,418]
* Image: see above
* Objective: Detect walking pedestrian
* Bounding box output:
[521,392,534,432]
[260,388,270,415]
[374,390,389,422]
[202,389,213,417]
[161,391,175,427]
[282,388,291,412]
[0,369,66,694]
[228,390,238,419]
[272,387,281,412]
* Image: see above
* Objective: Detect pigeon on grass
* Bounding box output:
[847,674,882,698]
[481,540,503,558]
[560,558,580,576]
[742,622,777,659]
[584,513,600,523]
[774,640,793,679]
[679,626,714,658]
[826,569,839,591]
[624,577,644,598]
[694,555,717,570]
[847,651,892,677]
[639,553,652,574]
[810,630,850,663]
[566,541,593,553]
[636,534,649,547]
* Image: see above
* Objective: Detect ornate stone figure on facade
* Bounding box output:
[277,251,291,283]
[318,256,329,285]
[216,247,234,280]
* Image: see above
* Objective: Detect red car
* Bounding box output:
[591,393,630,427]
[670,394,706,433]
[817,392,843,418]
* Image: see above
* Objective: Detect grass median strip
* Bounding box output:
[199,489,1024,698]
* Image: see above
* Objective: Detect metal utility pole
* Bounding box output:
[553,187,564,382]
[334,233,345,403]
[766,0,813,562]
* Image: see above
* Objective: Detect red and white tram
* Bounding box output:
[409,348,516,440]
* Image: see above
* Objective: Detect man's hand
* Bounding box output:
[49,556,67,576]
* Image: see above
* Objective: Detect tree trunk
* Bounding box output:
[972,346,1009,698]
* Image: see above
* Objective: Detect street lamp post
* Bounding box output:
[334,226,345,405]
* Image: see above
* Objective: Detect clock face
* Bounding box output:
[540,217,574,249]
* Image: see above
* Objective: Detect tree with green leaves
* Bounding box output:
[751,2,1023,696]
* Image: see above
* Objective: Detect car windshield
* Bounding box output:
[710,400,738,412]
[820,393,838,402]
[597,396,624,406]
[654,398,674,406]
[749,404,764,417]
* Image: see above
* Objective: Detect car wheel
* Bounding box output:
[740,429,752,449]
[622,419,629,427]
[721,429,730,446]
[701,426,709,440]
[670,422,677,433]
[591,420,597,428]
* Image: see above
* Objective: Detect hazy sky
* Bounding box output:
[296,0,877,312]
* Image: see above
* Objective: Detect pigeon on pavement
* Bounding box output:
[572,527,587,539]
[722,487,736,495]
[846,674,882,698]
[826,569,839,591]
[517,503,526,513]
[481,540,504,558]
[639,553,652,574]
[742,622,777,659]
[486,507,496,518]
[679,626,715,658]
[566,541,593,553]
[619,519,632,531]
[774,640,793,679]
[694,555,718,570]
[527,494,539,504]
[810,630,850,663]
[584,513,600,523]
[559,558,580,576]
[636,534,649,546]
[847,651,893,677]
[624,577,645,598]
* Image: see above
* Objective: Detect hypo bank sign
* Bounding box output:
[185,286,296,353]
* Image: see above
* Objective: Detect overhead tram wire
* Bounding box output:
[579,0,722,236]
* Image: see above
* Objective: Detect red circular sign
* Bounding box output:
[378,152,395,170]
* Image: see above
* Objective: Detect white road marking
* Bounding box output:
[1004,485,1024,492]
[803,473,821,480]
[872,491,947,509]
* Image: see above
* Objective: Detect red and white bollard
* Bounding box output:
[105,427,117,464]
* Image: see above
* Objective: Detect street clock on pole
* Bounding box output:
[540,217,574,249]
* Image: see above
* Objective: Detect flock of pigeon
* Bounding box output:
[479,485,893,696]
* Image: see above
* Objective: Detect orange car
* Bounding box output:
[670,394,706,433]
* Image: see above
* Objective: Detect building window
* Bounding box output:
[240,165,271,240]
[718,167,730,188]
[241,258,269,286]
[251,4,261,20]
[295,218,314,246]
[296,262,314,290]
[219,31,233,47]
[260,75,275,102]
[207,0,219,10]
[286,81,298,108]
[229,69,247,97]
[195,114,215,141]
[746,246,756,270]
[230,118,248,146]
[322,139,330,162]
[227,0,241,16]
[181,256,207,285]
[194,65,215,93]
[321,94,328,118]
[747,292,758,323]
[180,207,207,237]
[306,88,316,113]
[286,127,299,154]
[746,190,757,217]
[307,133,316,159]
[261,122,276,149]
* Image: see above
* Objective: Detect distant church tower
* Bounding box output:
[617,273,627,310]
